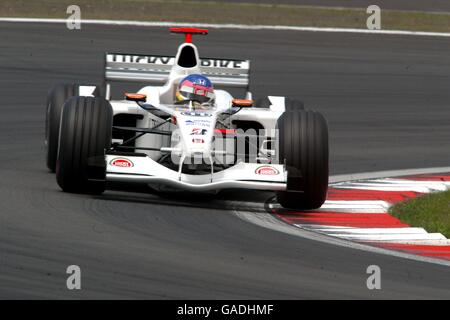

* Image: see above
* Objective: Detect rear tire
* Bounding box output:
[45,83,103,172]
[276,109,329,209]
[56,96,113,194]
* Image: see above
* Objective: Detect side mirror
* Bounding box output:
[125,93,147,102]
[232,99,253,108]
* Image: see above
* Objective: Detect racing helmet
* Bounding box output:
[176,74,215,104]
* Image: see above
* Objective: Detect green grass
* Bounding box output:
[389,190,450,238]
[0,0,450,32]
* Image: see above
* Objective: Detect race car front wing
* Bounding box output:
[105,155,287,191]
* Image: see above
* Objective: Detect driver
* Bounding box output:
[175,74,215,108]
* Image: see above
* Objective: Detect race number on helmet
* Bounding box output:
[176,74,215,104]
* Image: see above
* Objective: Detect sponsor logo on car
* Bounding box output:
[107,54,248,69]
[185,119,211,127]
[110,158,134,168]
[108,54,174,65]
[181,112,213,117]
[192,138,205,144]
[255,166,279,175]
[200,59,248,69]
[190,128,208,135]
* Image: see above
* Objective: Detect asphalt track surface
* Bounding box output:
[1,22,450,299]
[207,0,450,13]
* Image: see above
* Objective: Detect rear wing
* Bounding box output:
[104,53,250,89]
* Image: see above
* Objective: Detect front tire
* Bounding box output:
[45,83,102,172]
[276,109,329,209]
[56,96,112,194]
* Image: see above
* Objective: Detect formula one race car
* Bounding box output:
[45,27,329,209]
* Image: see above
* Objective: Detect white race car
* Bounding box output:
[45,27,329,209]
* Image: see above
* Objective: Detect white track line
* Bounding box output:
[315,200,389,213]
[334,182,447,193]
[331,167,450,183]
[384,240,450,246]
[294,224,357,230]
[379,179,450,185]
[299,226,448,242]
[271,200,390,212]
[2,18,450,38]
[334,233,446,242]
[305,227,428,235]
[269,200,390,212]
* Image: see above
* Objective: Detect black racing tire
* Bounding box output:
[45,83,103,172]
[276,109,329,209]
[56,96,113,194]
[255,97,304,111]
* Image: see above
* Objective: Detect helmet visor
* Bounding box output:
[178,84,214,104]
